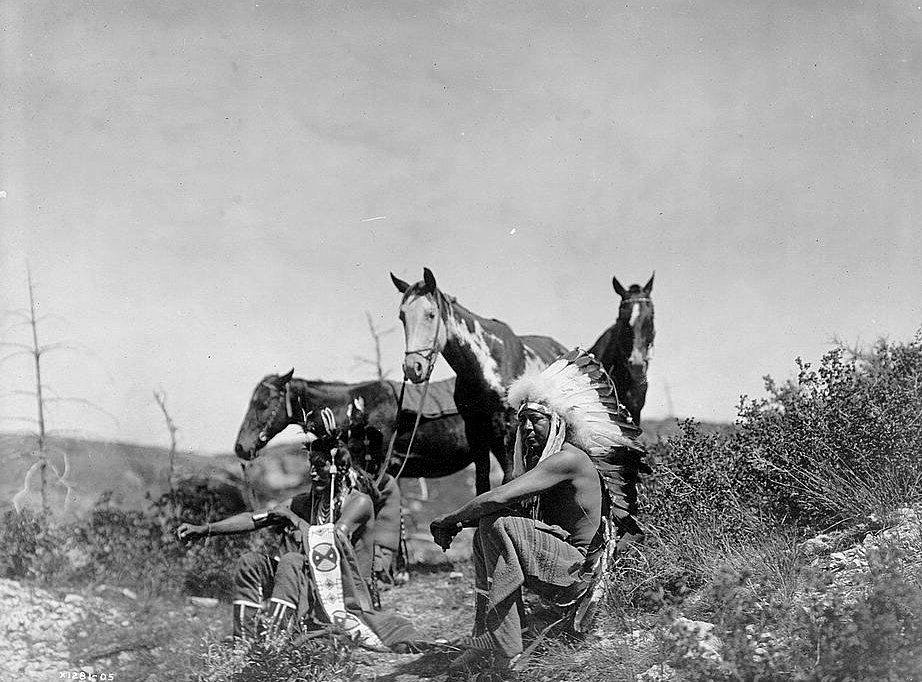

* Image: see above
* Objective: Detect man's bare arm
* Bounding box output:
[335,492,374,538]
[432,447,585,534]
[177,497,295,542]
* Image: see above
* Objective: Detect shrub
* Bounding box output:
[641,334,922,542]
[1,484,271,600]
[0,508,72,583]
[792,546,922,682]
[195,630,357,682]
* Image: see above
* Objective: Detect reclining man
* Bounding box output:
[177,409,417,649]
[429,349,648,669]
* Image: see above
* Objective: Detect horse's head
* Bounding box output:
[613,273,656,383]
[234,368,295,460]
[391,267,449,384]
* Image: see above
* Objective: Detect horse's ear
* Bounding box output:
[390,272,410,293]
[422,267,437,294]
[612,275,628,297]
[275,368,294,388]
[643,272,655,295]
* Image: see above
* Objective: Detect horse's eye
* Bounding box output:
[427,310,437,320]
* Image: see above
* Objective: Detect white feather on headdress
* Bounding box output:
[505,347,650,537]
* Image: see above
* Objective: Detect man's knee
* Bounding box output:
[275,551,305,576]
[235,551,267,578]
[476,513,517,536]
[233,552,271,602]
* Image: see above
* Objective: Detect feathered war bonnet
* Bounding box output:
[505,348,651,537]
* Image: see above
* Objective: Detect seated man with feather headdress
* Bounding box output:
[176,408,418,650]
[430,349,649,670]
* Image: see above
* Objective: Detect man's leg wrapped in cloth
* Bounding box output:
[470,514,590,662]
[231,551,315,639]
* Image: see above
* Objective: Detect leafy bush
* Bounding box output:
[0,508,72,583]
[640,334,922,556]
[735,337,922,528]
[0,483,270,600]
[657,547,922,682]
[791,546,922,682]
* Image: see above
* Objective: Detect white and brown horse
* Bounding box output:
[391,268,566,495]
[588,274,655,426]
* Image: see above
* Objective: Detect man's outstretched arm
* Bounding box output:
[430,447,584,548]
[176,497,296,542]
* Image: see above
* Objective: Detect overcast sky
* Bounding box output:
[2,0,920,454]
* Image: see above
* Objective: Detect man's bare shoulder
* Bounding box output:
[343,489,374,516]
[541,442,593,472]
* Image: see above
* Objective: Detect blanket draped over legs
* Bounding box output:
[472,514,590,661]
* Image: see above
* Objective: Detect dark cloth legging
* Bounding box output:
[232,551,313,612]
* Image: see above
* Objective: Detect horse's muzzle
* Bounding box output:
[403,353,430,384]
[235,442,257,461]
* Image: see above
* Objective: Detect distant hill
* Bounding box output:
[0,417,730,525]
[638,416,734,442]
[0,433,245,518]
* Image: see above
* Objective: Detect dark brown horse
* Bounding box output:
[588,274,655,426]
[391,268,567,495]
[234,370,473,478]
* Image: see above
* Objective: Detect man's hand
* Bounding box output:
[176,523,207,543]
[430,514,462,551]
[267,506,301,527]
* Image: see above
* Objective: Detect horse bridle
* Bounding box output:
[619,296,655,376]
[402,287,449,381]
[256,377,308,445]
[379,286,448,485]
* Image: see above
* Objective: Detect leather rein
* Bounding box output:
[377,288,447,485]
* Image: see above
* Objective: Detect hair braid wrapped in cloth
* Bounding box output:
[505,347,651,556]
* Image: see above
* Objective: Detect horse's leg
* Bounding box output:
[626,383,647,427]
[491,411,515,485]
[464,418,493,496]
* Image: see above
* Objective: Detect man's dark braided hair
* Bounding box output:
[304,408,381,508]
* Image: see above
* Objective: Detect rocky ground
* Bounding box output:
[0,562,475,682]
[3,506,920,682]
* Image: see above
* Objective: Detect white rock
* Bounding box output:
[670,617,722,662]
[638,662,678,682]
[63,593,85,604]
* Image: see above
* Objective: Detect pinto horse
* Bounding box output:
[391,268,567,495]
[234,370,473,478]
[588,274,655,426]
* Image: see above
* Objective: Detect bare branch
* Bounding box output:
[35,312,69,327]
[353,310,398,382]
[37,341,76,356]
[0,415,38,425]
[0,389,38,399]
[154,389,180,520]
[0,309,31,324]
[1,319,34,335]
[0,341,33,351]
[0,350,34,368]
